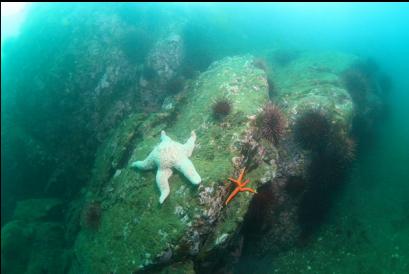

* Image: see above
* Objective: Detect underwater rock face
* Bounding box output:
[1,5,186,226]
[240,52,357,257]
[1,221,33,274]
[147,33,184,82]
[69,51,383,273]
[71,55,273,273]
[237,52,393,266]
[0,50,385,274]
[13,198,64,222]
[1,199,67,274]
[140,32,185,109]
[1,4,398,273]
[1,215,67,274]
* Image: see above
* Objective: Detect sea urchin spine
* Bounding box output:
[293,109,331,151]
[82,201,102,230]
[212,98,232,120]
[257,103,286,145]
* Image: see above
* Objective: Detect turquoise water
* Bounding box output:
[1,3,409,273]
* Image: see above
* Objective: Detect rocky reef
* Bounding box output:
[1,5,390,274]
[69,55,270,273]
[67,51,384,273]
[1,49,387,273]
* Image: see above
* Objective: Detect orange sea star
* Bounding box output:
[225,168,257,205]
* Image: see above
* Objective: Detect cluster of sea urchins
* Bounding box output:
[212,98,232,120]
[256,103,286,145]
[293,109,331,151]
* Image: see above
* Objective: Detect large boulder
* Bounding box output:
[238,51,357,259]
[71,51,383,273]
[72,55,272,273]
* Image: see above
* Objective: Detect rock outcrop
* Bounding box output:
[71,55,271,273]
[1,47,386,274]
[69,49,382,273]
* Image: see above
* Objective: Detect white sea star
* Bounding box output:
[131,130,201,204]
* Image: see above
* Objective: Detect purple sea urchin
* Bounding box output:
[267,77,276,98]
[298,126,356,235]
[326,131,356,165]
[212,98,232,120]
[243,182,276,234]
[341,69,369,105]
[285,176,306,197]
[293,109,331,150]
[253,58,268,71]
[256,103,286,145]
[82,201,102,230]
[341,58,380,105]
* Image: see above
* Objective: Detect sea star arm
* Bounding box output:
[225,187,241,205]
[156,168,173,204]
[160,130,172,142]
[228,177,239,184]
[130,152,155,170]
[183,131,196,157]
[240,187,257,193]
[238,169,245,182]
[175,158,201,185]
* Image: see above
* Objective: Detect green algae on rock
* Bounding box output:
[2,213,67,274]
[71,55,272,273]
[67,49,388,274]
